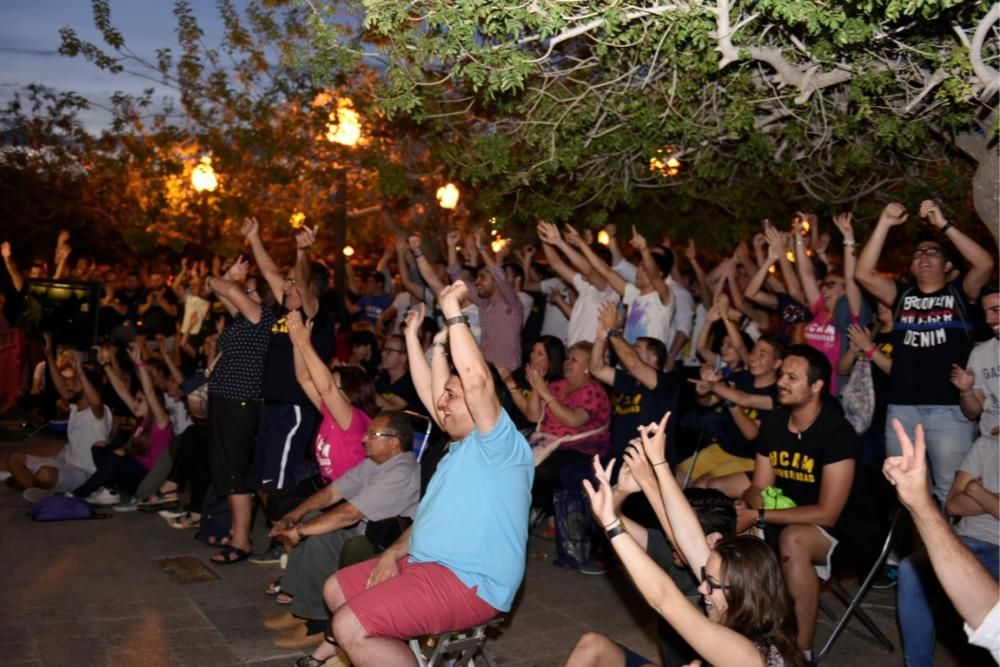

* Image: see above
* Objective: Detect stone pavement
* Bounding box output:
[0,425,978,667]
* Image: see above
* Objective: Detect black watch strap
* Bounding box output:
[605,523,627,540]
[445,315,470,327]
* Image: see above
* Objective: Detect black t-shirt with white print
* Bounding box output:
[889,280,973,405]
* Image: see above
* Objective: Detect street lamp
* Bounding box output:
[191,156,218,193]
[324,97,364,327]
[436,183,460,210]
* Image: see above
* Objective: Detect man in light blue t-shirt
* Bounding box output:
[305,281,534,667]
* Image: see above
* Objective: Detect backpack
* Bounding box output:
[28,496,110,522]
[553,489,592,569]
[840,358,876,435]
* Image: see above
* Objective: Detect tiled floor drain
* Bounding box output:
[156,556,221,584]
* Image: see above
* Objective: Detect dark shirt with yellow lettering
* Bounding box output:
[611,368,678,462]
[755,400,865,515]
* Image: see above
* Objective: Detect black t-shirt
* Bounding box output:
[889,280,973,405]
[263,303,335,405]
[870,330,893,432]
[114,287,146,322]
[756,400,866,518]
[374,370,423,415]
[717,371,776,459]
[140,288,180,336]
[507,367,535,431]
[611,367,678,460]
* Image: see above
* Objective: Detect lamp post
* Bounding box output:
[436,181,460,232]
[191,156,219,247]
[325,98,363,327]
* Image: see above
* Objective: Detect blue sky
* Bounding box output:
[0,0,233,132]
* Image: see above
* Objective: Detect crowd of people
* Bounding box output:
[0,198,997,667]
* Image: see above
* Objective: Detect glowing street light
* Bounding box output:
[325,98,364,147]
[289,212,306,228]
[343,245,355,257]
[649,146,682,178]
[597,230,611,245]
[436,183,460,210]
[191,156,218,192]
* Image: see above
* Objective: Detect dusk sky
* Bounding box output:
[0,0,236,132]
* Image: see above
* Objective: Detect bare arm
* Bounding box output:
[240,217,285,300]
[292,345,322,411]
[409,236,446,297]
[832,213,863,317]
[288,312,351,428]
[294,225,320,318]
[1,243,24,292]
[206,273,262,324]
[855,204,905,306]
[759,459,855,528]
[589,306,617,386]
[403,304,443,428]
[920,200,996,300]
[132,348,170,429]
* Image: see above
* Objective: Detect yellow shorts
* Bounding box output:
[677,443,755,481]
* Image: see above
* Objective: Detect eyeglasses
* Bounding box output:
[382,347,404,354]
[364,431,398,440]
[700,566,729,593]
[913,247,943,259]
[819,280,843,289]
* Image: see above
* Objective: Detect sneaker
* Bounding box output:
[22,487,54,503]
[113,496,139,512]
[86,487,121,506]
[249,543,285,565]
[872,564,898,589]
[158,508,187,519]
[578,559,608,576]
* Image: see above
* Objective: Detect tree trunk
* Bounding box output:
[972,146,999,245]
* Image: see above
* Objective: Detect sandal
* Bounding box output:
[210,545,252,565]
[168,513,201,529]
[138,490,179,509]
[265,577,283,595]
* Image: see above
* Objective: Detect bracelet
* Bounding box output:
[843,240,856,247]
[607,327,623,339]
[603,518,621,529]
[652,460,668,467]
[755,508,767,529]
[445,315,470,327]
[413,251,423,259]
[864,346,876,359]
[432,341,448,353]
[605,523,627,540]
[940,221,954,233]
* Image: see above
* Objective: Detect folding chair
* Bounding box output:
[409,616,504,667]
[816,508,902,662]
[404,410,434,463]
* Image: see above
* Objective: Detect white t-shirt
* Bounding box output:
[622,283,674,346]
[540,277,571,343]
[517,291,534,327]
[682,303,709,367]
[666,276,694,356]
[969,337,999,437]
[165,395,193,435]
[65,403,113,474]
[568,274,619,345]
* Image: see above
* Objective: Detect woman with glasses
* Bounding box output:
[574,412,803,667]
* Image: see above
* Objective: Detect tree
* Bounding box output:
[301,0,999,242]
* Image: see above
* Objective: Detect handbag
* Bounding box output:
[840,358,875,435]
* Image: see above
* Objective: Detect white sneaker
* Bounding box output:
[22,487,54,503]
[86,487,121,506]
[158,508,186,519]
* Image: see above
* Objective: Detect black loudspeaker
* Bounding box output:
[26,279,100,349]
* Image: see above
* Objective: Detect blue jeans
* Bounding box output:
[885,404,976,502]
[898,535,1000,667]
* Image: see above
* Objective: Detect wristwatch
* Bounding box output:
[445,315,470,327]
[755,508,767,530]
[605,523,627,540]
[607,327,624,340]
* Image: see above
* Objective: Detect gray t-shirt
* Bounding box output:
[956,435,1000,546]
[332,451,420,522]
[969,338,1000,438]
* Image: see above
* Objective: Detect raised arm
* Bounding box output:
[240,217,285,301]
[832,213,863,317]
[920,200,996,300]
[294,225,320,318]
[575,232,626,296]
[403,304,443,428]
[536,223,580,287]
[102,354,140,416]
[695,302,722,366]
[129,344,169,429]
[684,240,714,308]
[793,215,821,307]
[518,246,541,291]
[716,293,750,367]
[886,420,1000,632]
[205,258,263,324]
[556,223,610,290]
[409,235,446,297]
[291,344,322,411]
[855,203,905,306]
[589,302,618,386]
[765,227,805,305]
[287,311,352,428]
[744,245,780,309]
[631,227,671,305]
[584,454,766,667]
[439,281,500,432]
[396,237,425,300]
[1,242,24,292]
[71,349,104,420]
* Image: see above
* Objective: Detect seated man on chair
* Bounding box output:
[737,344,879,661]
[262,410,421,650]
[305,284,534,667]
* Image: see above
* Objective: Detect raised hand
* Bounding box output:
[616,451,643,496]
[598,299,619,333]
[403,303,425,338]
[57,229,71,246]
[630,225,648,252]
[623,442,656,492]
[846,324,874,353]
[919,200,947,229]
[295,225,318,249]
[1,242,10,259]
[240,217,259,238]
[225,255,249,283]
[446,230,461,248]
[439,280,468,312]
[604,224,617,239]
[581,455,617,526]
[950,364,975,393]
[684,238,697,261]
[582,228,594,245]
[883,419,933,511]
[408,235,423,253]
[879,202,908,228]
[536,221,561,245]
[832,212,854,240]
[286,310,312,347]
[637,411,671,467]
[562,224,584,248]
[752,233,767,255]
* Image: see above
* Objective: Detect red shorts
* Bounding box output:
[335,556,497,639]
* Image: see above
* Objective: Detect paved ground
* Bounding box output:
[0,422,983,667]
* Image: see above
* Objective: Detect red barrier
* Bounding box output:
[0,328,23,413]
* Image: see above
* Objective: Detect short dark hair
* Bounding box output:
[311,261,330,297]
[912,233,953,265]
[377,410,414,452]
[651,247,675,278]
[756,333,785,359]
[980,282,999,302]
[637,336,667,368]
[784,344,831,394]
[685,488,736,538]
[367,270,386,287]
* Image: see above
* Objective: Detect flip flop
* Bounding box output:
[265,577,283,595]
[211,545,252,565]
